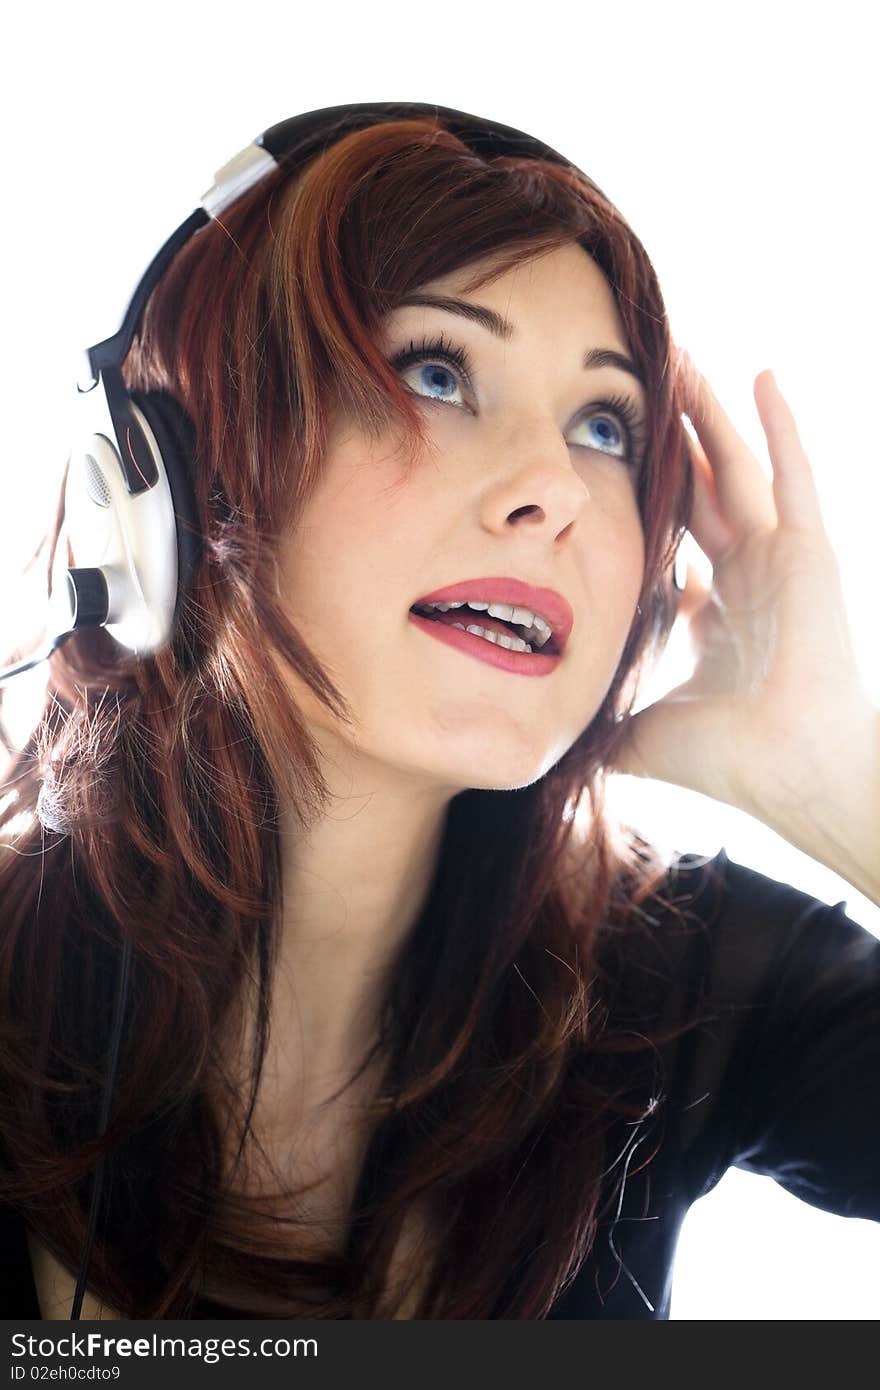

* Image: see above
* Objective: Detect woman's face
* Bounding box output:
[278,240,647,794]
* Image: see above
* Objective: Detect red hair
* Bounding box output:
[0,115,707,1317]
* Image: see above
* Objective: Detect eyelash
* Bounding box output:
[389,332,648,468]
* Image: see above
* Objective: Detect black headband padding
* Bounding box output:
[258,100,610,201]
[129,388,203,604]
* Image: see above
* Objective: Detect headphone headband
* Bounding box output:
[81,101,608,388]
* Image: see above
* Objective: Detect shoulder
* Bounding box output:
[641,844,869,958]
[613,848,880,1185]
[605,843,877,1027]
[673,847,878,990]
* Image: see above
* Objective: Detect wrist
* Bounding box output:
[742,701,880,906]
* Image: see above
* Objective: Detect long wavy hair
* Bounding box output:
[0,114,708,1318]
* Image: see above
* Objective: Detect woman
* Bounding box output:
[0,104,877,1320]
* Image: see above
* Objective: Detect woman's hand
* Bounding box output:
[609,364,876,825]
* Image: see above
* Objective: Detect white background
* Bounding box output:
[1,0,877,1319]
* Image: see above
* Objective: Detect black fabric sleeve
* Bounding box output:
[675,851,880,1222]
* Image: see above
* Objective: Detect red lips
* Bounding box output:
[411,576,574,654]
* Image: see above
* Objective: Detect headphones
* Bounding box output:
[0,101,688,1317]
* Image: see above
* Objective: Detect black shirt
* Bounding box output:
[2,847,878,1319]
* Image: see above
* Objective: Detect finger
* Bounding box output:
[687,369,778,536]
[685,428,738,564]
[753,370,827,536]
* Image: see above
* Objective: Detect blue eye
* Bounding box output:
[571,400,643,462]
[389,333,647,469]
[409,361,462,403]
[391,333,473,407]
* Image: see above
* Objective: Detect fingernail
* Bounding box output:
[673,547,688,592]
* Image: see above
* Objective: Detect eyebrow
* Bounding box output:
[395,293,647,389]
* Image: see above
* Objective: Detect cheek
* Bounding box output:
[567,521,644,699]
[587,490,645,601]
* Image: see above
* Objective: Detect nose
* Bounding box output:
[480,416,590,539]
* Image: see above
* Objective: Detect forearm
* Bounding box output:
[746,703,880,908]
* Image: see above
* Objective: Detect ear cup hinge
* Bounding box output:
[200,142,279,219]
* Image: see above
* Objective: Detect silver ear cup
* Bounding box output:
[66,382,180,656]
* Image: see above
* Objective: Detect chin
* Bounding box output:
[450,757,558,795]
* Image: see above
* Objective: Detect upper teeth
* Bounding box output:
[422,600,555,649]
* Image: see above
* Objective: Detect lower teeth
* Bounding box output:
[450,621,536,654]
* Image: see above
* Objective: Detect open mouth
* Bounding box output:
[409,602,559,657]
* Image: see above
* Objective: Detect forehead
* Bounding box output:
[385,241,646,402]
[464,239,609,286]
[394,242,632,350]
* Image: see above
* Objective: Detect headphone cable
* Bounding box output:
[0,629,75,686]
[70,934,133,1320]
